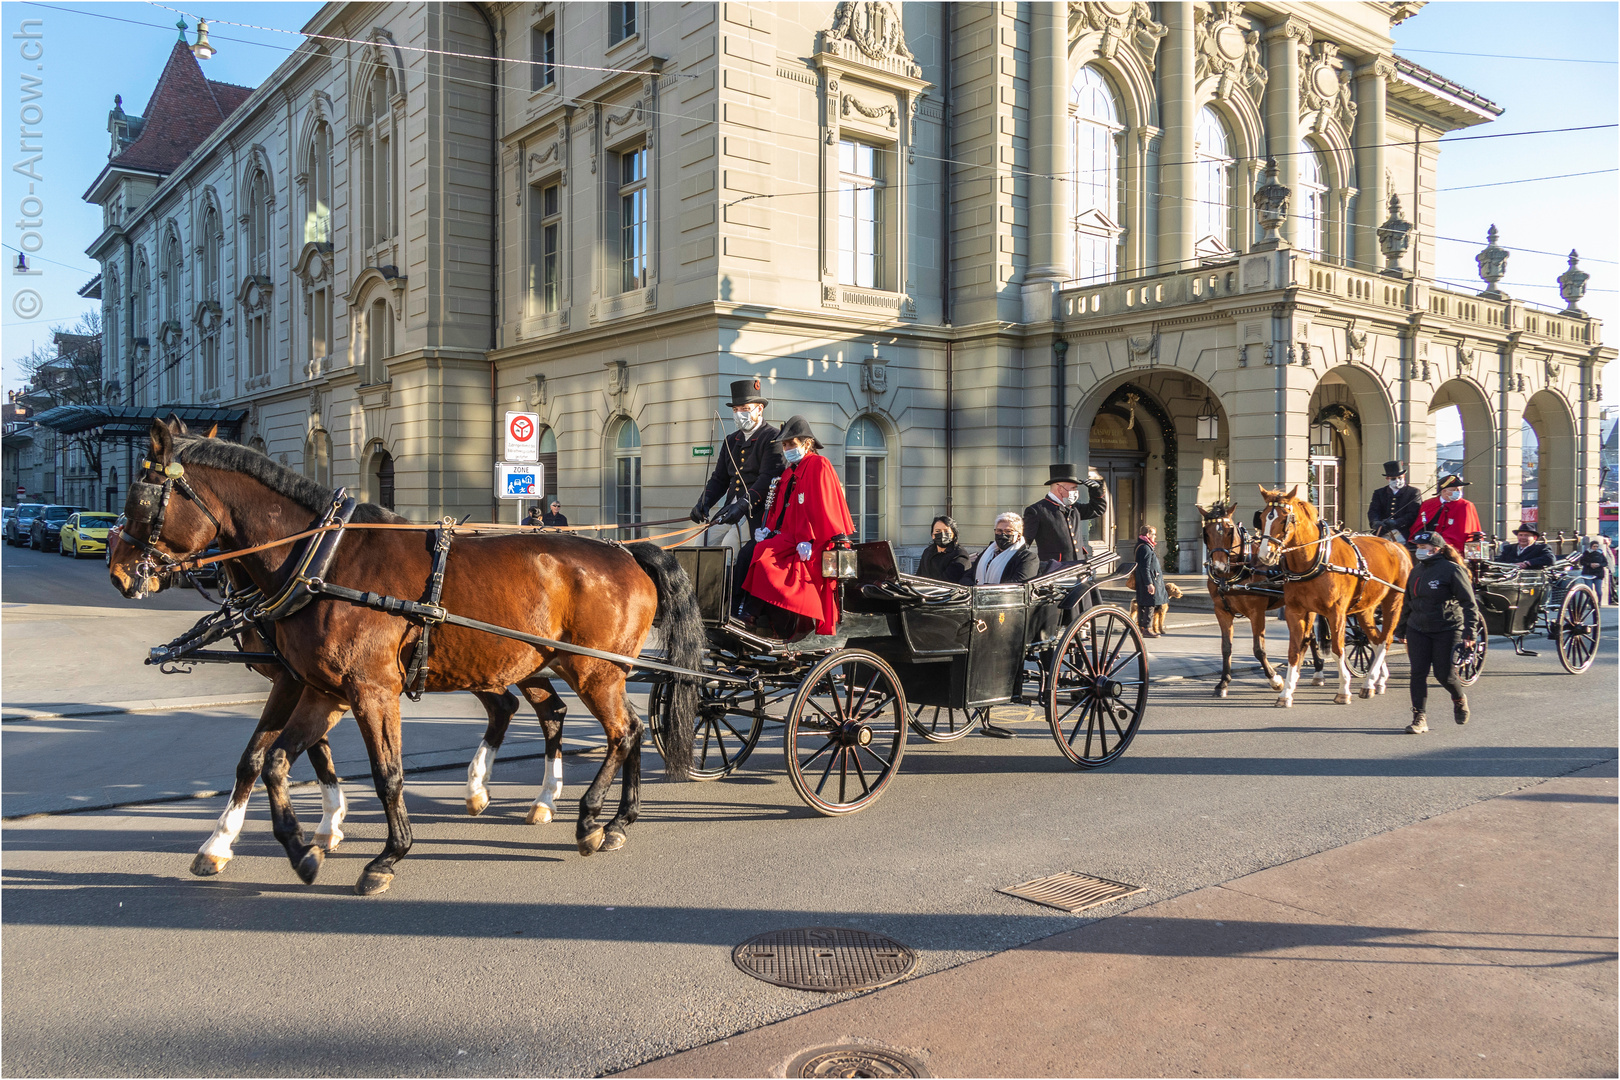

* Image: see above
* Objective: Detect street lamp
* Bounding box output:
[1310,419,1335,454]
[1195,395,1219,442]
[192,18,216,60]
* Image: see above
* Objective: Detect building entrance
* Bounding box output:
[1088,409,1146,561]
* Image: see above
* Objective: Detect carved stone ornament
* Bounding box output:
[820,1,921,78]
[1252,157,1290,245]
[605,360,628,397]
[1194,3,1266,104]
[842,93,897,127]
[1346,322,1367,361]
[1377,193,1412,276]
[1456,344,1474,375]
[1476,224,1509,298]
[1127,333,1157,365]
[1300,41,1356,133]
[1544,356,1558,385]
[1073,2,1168,73]
[1557,249,1589,315]
[861,356,889,393]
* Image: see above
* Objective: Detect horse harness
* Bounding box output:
[1262,505,1405,592]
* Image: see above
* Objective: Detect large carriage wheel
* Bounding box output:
[647,676,767,781]
[1453,636,1488,687]
[1553,583,1601,675]
[784,649,907,816]
[908,704,987,743]
[1336,613,1381,680]
[1045,606,1148,769]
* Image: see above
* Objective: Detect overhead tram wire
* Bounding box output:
[1396,48,1618,65]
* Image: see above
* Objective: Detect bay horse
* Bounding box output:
[111,418,699,895]
[1253,485,1409,708]
[1197,503,1325,698]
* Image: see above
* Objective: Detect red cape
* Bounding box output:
[1417,495,1481,550]
[742,454,856,634]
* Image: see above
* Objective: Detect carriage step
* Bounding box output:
[997,871,1145,914]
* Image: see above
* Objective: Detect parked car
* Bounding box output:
[7,503,43,545]
[1,507,12,535]
[31,505,87,551]
[59,511,120,559]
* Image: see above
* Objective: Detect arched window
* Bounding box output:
[844,416,886,544]
[1298,139,1329,257]
[102,269,120,392]
[304,122,333,245]
[538,426,558,502]
[161,229,183,325]
[305,428,332,488]
[1070,65,1123,283]
[200,204,221,303]
[371,449,395,510]
[611,418,641,526]
[161,230,184,401]
[362,65,398,250]
[364,297,393,383]
[1195,107,1235,258]
[133,256,150,345]
[247,169,271,276]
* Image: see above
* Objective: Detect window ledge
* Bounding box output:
[589,286,655,324]
[605,33,641,58]
[824,285,916,319]
[516,309,570,340]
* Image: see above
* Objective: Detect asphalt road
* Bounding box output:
[2,543,1615,1077]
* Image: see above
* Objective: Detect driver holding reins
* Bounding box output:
[690,378,783,533]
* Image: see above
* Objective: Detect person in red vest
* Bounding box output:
[740,416,856,636]
[1415,475,1483,551]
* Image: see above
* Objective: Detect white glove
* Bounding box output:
[754,527,771,542]
[797,541,813,561]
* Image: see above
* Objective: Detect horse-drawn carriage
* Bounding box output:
[647,543,1148,814]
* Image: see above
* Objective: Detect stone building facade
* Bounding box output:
[82,2,1611,570]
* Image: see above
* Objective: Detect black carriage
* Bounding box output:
[1442,538,1603,683]
[648,542,1148,815]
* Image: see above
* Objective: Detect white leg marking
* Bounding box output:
[526,752,564,825]
[313,781,348,850]
[1338,649,1355,704]
[1275,663,1298,707]
[466,740,496,816]
[1368,644,1390,693]
[199,798,249,861]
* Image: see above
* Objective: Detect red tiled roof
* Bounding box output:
[110,42,258,175]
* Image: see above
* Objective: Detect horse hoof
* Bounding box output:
[1268,680,1284,692]
[1359,687,1373,700]
[526,803,554,826]
[190,853,229,877]
[1215,687,1228,699]
[465,791,489,817]
[1311,675,1325,687]
[294,846,324,885]
[355,869,394,896]
[600,829,627,852]
[1376,685,1387,696]
[577,827,605,856]
[1334,693,1352,705]
[1274,697,1290,708]
[313,829,343,851]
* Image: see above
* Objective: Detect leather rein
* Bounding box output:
[1259,504,1405,591]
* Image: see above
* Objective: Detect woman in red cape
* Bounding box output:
[742,415,855,635]
[1415,475,1482,551]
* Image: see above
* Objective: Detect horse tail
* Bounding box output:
[626,542,700,781]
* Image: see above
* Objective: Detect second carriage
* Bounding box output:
[648,542,1149,815]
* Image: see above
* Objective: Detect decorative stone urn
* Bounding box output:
[1252,158,1290,248]
[1475,225,1509,299]
[1376,194,1412,276]
[1557,250,1589,315]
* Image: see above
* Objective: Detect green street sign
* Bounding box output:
[692,446,714,457]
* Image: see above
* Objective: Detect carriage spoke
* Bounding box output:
[813,745,840,796]
[856,742,895,773]
[800,735,836,771]
[849,748,871,795]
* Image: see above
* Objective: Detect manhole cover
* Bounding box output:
[998,870,1144,913]
[788,1045,929,1078]
[732,927,916,992]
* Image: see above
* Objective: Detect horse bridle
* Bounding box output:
[120,458,226,584]
[1202,512,1247,583]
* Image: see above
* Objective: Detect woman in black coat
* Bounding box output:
[917,514,972,584]
[1133,526,1166,636]
[1394,530,1482,734]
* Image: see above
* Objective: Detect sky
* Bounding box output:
[1,1,1615,404]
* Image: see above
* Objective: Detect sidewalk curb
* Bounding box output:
[1,695,274,723]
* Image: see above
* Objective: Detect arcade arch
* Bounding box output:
[1428,379,1496,534]
[1523,389,1576,536]
[1307,366,1397,531]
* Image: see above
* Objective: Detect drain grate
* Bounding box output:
[997,870,1144,913]
[732,927,917,992]
[788,1045,929,1078]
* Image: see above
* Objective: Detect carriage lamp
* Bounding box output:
[1195,396,1219,442]
[822,536,858,579]
[1310,420,1335,454]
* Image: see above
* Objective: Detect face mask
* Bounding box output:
[782,445,806,465]
[734,409,759,433]
[994,533,1015,551]
[932,531,952,546]
[1063,487,1081,506]
[1389,480,1403,491]
[1443,490,1459,502]
[1414,548,1435,560]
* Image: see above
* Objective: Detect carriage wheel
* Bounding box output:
[1341,620,1376,680]
[1453,636,1488,687]
[784,649,907,816]
[908,704,987,743]
[647,677,768,781]
[1045,606,1148,769]
[1554,583,1601,675]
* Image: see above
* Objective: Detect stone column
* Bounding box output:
[1263,18,1307,247]
[1024,0,1069,321]
[1158,2,1197,269]
[1354,56,1393,272]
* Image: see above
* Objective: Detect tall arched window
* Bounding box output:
[304,122,333,245]
[611,418,642,526]
[364,297,393,383]
[362,64,398,250]
[1195,107,1235,258]
[844,416,886,544]
[102,269,120,394]
[305,428,332,487]
[1298,139,1329,257]
[133,255,150,404]
[369,447,395,510]
[160,229,184,401]
[247,168,271,277]
[1070,65,1123,283]
[161,229,183,325]
[200,205,221,303]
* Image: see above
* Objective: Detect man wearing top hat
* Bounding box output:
[1498,523,1554,569]
[1368,460,1422,543]
[690,377,784,532]
[1415,475,1483,552]
[1023,462,1108,566]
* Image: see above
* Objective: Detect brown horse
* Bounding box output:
[1254,485,1410,707]
[1197,503,1325,699]
[111,419,699,895]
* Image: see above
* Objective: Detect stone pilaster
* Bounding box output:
[1158,2,1197,270]
[1264,18,1308,247]
[1354,56,1393,272]
[1024,0,1068,321]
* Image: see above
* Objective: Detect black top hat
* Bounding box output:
[1437,474,1470,492]
[1046,462,1081,486]
[773,414,824,451]
[1513,522,1542,537]
[1382,460,1406,478]
[726,377,769,408]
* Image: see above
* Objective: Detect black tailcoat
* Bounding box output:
[1023,488,1107,563]
[1497,541,1554,568]
[696,423,783,529]
[1368,484,1422,536]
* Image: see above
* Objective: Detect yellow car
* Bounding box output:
[59,511,119,559]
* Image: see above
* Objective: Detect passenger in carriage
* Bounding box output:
[917,514,972,584]
[1498,524,1554,569]
[738,416,855,637]
[970,513,1040,585]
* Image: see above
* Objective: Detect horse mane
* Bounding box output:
[174,436,408,524]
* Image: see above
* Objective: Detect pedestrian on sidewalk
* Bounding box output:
[1577,538,1611,604]
[1393,530,1482,734]
[1133,525,1165,638]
